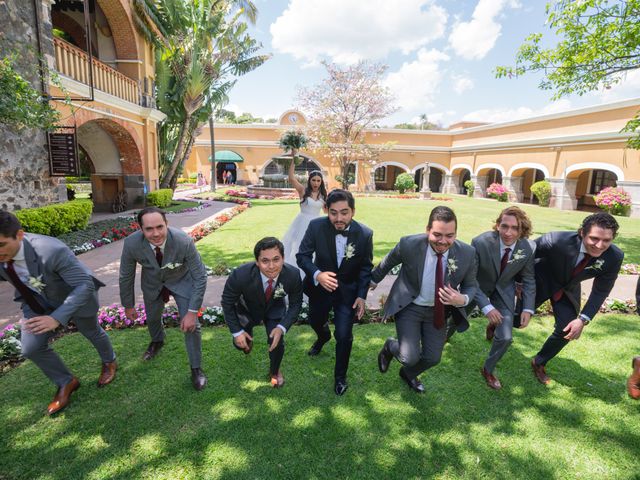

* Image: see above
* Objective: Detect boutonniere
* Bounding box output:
[273,284,286,299]
[161,262,183,270]
[447,258,458,276]
[586,259,605,271]
[344,243,356,260]
[28,275,46,293]
[507,249,526,264]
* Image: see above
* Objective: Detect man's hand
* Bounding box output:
[23,316,60,334]
[486,308,503,325]
[439,285,466,307]
[317,271,338,292]
[352,297,366,320]
[563,318,585,340]
[233,332,253,353]
[369,281,378,291]
[180,311,198,332]
[269,328,283,352]
[125,307,137,320]
[519,311,532,329]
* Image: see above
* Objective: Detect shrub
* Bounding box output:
[394,173,417,193]
[594,187,632,216]
[15,200,93,236]
[146,188,173,208]
[486,183,508,202]
[530,180,551,207]
[0,324,21,360]
[464,180,475,197]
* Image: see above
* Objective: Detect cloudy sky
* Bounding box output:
[225,0,640,127]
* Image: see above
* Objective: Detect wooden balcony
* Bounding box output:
[53,37,140,105]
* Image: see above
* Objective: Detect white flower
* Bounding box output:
[345,243,356,260]
[447,258,458,276]
[586,259,605,271]
[273,284,286,299]
[161,262,183,270]
[507,249,527,264]
[28,275,46,293]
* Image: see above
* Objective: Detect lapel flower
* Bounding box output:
[161,262,183,270]
[273,284,286,299]
[447,258,458,276]
[507,249,526,264]
[586,259,605,271]
[344,243,356,260]
[28,275,46,293]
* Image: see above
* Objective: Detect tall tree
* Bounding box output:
[133,0,268,188]
[297,61,398,189]
[495,0,640,148]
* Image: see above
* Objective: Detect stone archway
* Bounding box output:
[567,167,619,212]
[507,164,548,203]
[474,165,505,198]
[413,166,445,193]
[373,162,410,191]
[447,165,472,195]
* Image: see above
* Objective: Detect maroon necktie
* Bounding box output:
[155,247,171,303]
[552,253,592,302]
[4,260,46,314]
[434,253,445,329]
[265,278,274,302]
[500,247,511,274]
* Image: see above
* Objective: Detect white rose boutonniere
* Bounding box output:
[344,243,356,260]
[507,249,526,264]
[28,275,46,293]
[447,258,458,276]
[273,284,286,299]
[161,262,183,270]
[586,259,605,271]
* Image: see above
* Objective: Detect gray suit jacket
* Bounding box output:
[371,234,478,332]
[470,231,535,315]
[0,233,104,325]
[119,227,207,311]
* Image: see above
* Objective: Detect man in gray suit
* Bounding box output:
[120,207,208,390]
[372,206,478,393]
[470,206,535,390]
[0,211,116,415]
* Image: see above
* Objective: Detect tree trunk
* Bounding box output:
[160,114,192,189]
[169,134,196,189]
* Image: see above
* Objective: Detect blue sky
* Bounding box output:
[226,0,640,127]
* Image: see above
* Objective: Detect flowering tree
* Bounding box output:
[297,61,398,189]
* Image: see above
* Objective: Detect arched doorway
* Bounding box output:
[373,163,410,191]
[572,168,618,212]
[460,170,471,194]
[508,165,547,204]
[214,150,244,184]
[414,166,444,192]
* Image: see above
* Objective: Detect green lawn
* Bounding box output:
[197,195,640,267]
[0,315,638,479]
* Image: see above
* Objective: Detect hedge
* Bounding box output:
[15,200,93,236]
[146,188,173,208]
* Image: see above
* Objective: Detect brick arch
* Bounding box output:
[94,118,143,174]
[51,11,87,49]
[96,0,139,60]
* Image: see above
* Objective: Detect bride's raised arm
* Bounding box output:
[288,158,306,199]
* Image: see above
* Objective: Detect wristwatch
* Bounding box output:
[578,314,591,325]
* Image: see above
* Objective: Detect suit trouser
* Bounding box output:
[389,303,447,380]
[233,318,285,375]
[309,294,354,380]
[534,295,576,366]
[484,304,514,373]
[145,292,202,368]
[21,307,115,387]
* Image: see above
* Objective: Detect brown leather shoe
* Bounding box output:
[191,368,208,391]
[270,370,285,388]
[142,341,164,360]
[486,322,496,341]
[47,377,80,415]
[627,356,640,400]
[481,367,502,390]
[97,361,117,387]
[531,358,550,385]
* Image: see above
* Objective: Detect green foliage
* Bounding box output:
[335,174,356,186]
[394,173,417,193]
[464,180,475,197]
[146,188,173,208]
[14,200,93,236]
[531,180,552,207]
[279,129,308,153]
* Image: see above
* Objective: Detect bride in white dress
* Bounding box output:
[282,160,327,275]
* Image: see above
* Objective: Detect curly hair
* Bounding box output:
[579,212,619,239]
[493,206,532,239]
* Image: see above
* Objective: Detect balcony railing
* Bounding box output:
[53,37,140,105]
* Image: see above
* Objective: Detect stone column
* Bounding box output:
[615,180,640,218]
[472,175,488,198]
[502,176,524,202]
[548,177,578,211]
[442,174,459,194]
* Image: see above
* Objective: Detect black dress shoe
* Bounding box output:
[142,341,164,361]
[308,334,331,356]
[378,338,394,373]
[334,379,348,396]
[399,368,425,393]
[191,368,207,391]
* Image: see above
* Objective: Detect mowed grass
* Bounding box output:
[1,314,638,479]
[196,195,640,267]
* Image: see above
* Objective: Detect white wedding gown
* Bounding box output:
[282,196,325,276]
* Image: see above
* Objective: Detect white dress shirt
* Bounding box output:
[313,226,350,285]
[413,246,449,306]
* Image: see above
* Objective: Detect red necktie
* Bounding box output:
[500,247,511,274]
[155,247,171,303]
[4,260,46,314]
[265,278,274,302]
[434,253,445,329]
[552,253,592,302]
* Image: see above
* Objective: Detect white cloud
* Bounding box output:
[270,0,448,65]
[462,99,573,123]
[448,0,521,60]
[593,70,640,103]
[384,49,450,111]
[452,74,474,94]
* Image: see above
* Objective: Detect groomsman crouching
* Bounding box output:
[221,237,302,387]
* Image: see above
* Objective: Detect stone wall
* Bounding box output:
[0,0,64,211]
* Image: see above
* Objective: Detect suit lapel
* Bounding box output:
[489,232,502,276]
[416,237,428,287]
[444,243,457,285]
[142,234,160,269]
[324,218,338,269]
[339,221,359,271]
[251,265,267,308]
[23,239,43,279]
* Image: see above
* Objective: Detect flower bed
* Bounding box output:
[188,204,250,242]
[486,183,508,202]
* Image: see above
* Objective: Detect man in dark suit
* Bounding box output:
[0,211,116,415]
[297,189,373,395]
[221,237,303,387]
[531,212,624,384]
[372,206,478,393]
[470,206,536,390]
